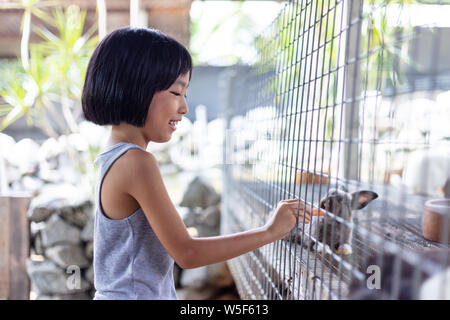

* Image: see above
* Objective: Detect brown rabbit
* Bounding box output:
[290,185,378,256]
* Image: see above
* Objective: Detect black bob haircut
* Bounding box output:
[82,27,192,127]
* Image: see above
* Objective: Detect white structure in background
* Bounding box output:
[167,105,225,172]
[391,91,450,197]
[226,106,283,182]
[130,0,148,27]
[402,146,450,197]
[0,133,15,193]
[420,267,450,299]
[96,0,107,40]
[195,105,208,166]
[0,153,6,193]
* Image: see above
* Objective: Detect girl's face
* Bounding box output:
[144,72,190,143]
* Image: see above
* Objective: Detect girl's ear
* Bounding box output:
[350,191,378,210]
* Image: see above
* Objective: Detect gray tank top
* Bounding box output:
[92,142,177,300]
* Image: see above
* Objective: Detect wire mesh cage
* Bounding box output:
[221,0,450,300]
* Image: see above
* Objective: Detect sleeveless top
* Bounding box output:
[92,142,177,300]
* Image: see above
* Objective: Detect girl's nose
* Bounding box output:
[180,101,188,115]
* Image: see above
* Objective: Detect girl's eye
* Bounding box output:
[171,92,187,98]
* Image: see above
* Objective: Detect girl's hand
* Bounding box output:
[265,199,311,241]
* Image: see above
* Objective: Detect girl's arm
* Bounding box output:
[125,150,309,269]
[182,225,273,269]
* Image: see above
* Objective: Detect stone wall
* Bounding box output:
[0,110,238,299]
[0,122,106,299]
[27,198,94,299]
[175,176,240,300]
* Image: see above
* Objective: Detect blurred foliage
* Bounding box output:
[189,1,257,65]
[0,1,99,189]
[252,0,419,141]
[361,0,417,91]
[0,1,98,136]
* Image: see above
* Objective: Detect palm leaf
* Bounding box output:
[0,104,13,116]
[0,104,27,131]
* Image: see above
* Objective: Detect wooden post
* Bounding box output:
[342,0,363,181]
[0,192,32,300]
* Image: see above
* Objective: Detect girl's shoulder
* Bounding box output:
[120,147,156,165]
[99,145,156,185]
[111,147,159,182]
[110,146,155,171]
[99,147,156,220]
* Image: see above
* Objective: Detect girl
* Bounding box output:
[82,26,311,300]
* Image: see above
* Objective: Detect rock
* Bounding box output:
[57,152,72,168]
[67,133,89,152]
[173,263,183,288]
[27,183,92,226]
[179,176,221,209]
[81,216,94,242]
[38,159,83,186]
[27,183,80,222]
[39,183,89,201]
[5,165,21,185]
[175,205,190,220]
[33,233,45,256]
[58,200,93,228]
[154,149,171,165]
[196,224,220,237]
[84,241,93,260]
[27,196,58,222]
[0,133,16,152]
[180,266,208,289]
[26,259,90,295]
[30,222,45,255]
[182,205,221,237]
[10,180,24,192]
[176,286,218,300]
[37,166,63,184]
[78,120,109,148]
[205,262,234,288]
[215,292,240,300]
[36,292,91,300]
[182,207,203,228]
[37,137,63,164]
[21,176,45,196]
[45,244,89,269]
[199,204,221,228]
[85,265,94,284]
[9,138,40,176]
[30,221,46,238]
[58,164,82,186]
[159,163,180,175]
[40,214,81,248]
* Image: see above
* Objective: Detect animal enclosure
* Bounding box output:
[221,0,450,300]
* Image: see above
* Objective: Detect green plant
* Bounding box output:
[0,1,100,195]
[189,1,256,65]
[0,1,98,135]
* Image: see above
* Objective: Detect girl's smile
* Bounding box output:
[108,73,189,149]
[168,120,179,131]
[144,72,189,143]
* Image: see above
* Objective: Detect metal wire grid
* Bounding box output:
[221,0,450,300]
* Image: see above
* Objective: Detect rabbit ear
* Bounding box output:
[350,191,378,210]
[337,183,348,192]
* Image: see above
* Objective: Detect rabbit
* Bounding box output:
[288,185,378,256]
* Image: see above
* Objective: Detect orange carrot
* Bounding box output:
[312,208,326,216]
